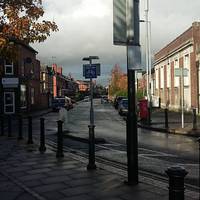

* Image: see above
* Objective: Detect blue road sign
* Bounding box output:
[85,65,97,79]
[83,64,101,79]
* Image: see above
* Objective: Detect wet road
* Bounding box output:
[70,99,198,185]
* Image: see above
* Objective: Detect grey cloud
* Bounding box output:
[33,0,200,85]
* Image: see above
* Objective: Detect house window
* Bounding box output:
[160,66,164,88]
[4,60,13,75]
[21,61,25,76]
[20,85,27,108]
[31,88,35,105]
[4,92,15,114]
[167,64,171,88]
[184,54,190,86]
[155,69,159,89]
[174,59,179,87]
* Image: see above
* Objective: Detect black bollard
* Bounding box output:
[18,115,23,140]
[192,108,197,130]
[165,166,188,200]
[0,116,4,136]
[56,120,64,158]
[39,118,46,153]
[8,115,12,137]
[165,108,169,129]
[87,125,96,170]
[197,138,200,200]
[27,116,33,144]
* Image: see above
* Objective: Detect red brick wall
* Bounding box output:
[154,22,200,110]
[190,52,197,107]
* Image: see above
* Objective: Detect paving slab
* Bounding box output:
[0,137,197,200]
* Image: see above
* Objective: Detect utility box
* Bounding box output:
[138,99,148,120]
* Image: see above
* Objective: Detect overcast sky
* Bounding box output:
[32,0,200,85]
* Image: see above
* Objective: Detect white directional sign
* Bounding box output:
[174,68,189,77]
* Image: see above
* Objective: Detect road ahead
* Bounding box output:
[41,99,199,187]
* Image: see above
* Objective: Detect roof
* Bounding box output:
[9,38,38,54]
[154,24,196,62]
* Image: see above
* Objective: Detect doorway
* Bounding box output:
[4,92,15,114]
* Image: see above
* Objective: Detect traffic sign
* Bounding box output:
[83,64,101,79]
[85,66,96,79]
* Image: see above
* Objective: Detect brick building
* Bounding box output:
[153,22,200,112]
[0,40,42,115]
[76,80,90,92]
[52,64,78,98]
[40,64,54,108]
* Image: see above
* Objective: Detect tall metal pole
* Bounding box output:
[125,0,140,185]
[181,67,184,128]
[148,21,152,101]
[145,0,149,101]
[127,66,138,184]
[90,59,94,126]
[87,58,96,170]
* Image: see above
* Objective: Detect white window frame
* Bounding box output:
[184,54,190,86]
[20,85,27,109]
[4,60,14,75]
[174,59,179,87]
[160,66,164,89]
[4,92,15,114]
[155,69,159,89]
[31,88,35,105]
[167,64,171,88]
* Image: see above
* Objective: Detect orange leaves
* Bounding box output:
[110,64,127,95]
[0,0,58,56]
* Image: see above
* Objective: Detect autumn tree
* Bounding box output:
[0,0,58,59]
[109,64,127,97]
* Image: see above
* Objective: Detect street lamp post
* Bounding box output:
[141,0,152,124]
[82,56,99,170]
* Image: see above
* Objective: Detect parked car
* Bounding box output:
[52,96,73,111]
[118,99,128,116]
[83,96,90,102]
[64,96,73,110]
[113,96,126,109]
[52,97,65,111]
[101,95,108,103]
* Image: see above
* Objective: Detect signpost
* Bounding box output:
[113,0,141,185]
[82,56,100,170]
[174,68,189,128]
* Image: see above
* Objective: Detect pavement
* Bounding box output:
[0,108,199,200]
[138,108,200,137]
[1,135,199,200]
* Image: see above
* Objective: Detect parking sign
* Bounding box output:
[83,64,100,79]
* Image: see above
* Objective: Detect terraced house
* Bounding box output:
[0,40,41,115]
[153,22,200,112]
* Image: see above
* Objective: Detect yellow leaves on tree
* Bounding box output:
[0,0,58,58]
[109,64,127,96]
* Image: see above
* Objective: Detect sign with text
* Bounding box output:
[127,46,141,70]
[83,64,101,79]
[113,0,138,45]
[174,68,189,77]
[113,0,127,45]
